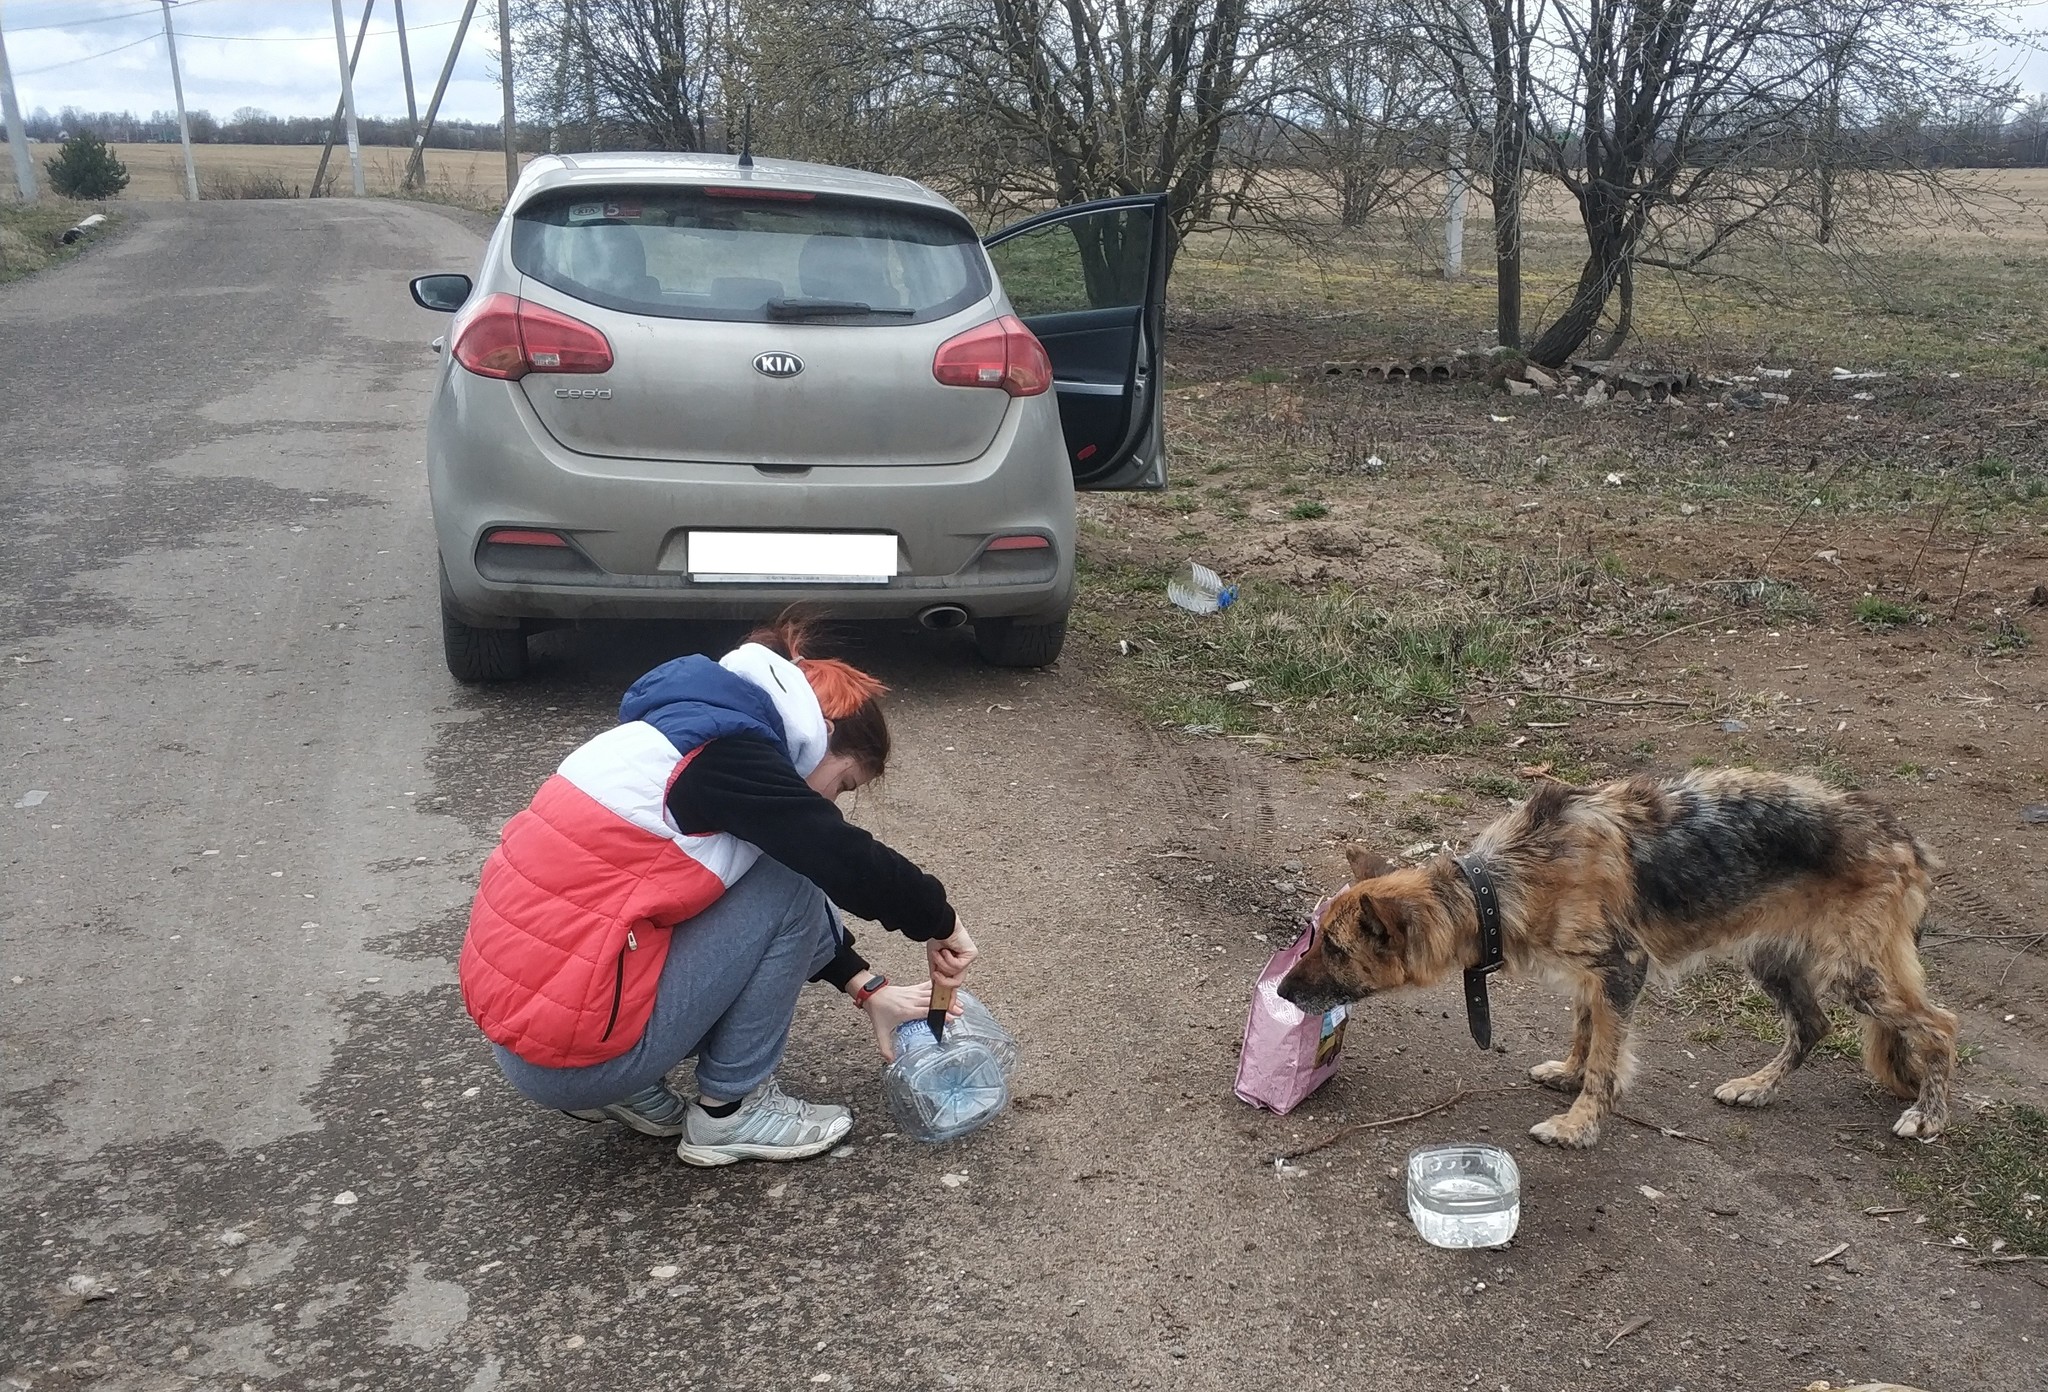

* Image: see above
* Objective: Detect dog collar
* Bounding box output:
[1455,856,1506,1049]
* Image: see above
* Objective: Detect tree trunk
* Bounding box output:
[1527,228,1628,366]
[1485,0,1525,350]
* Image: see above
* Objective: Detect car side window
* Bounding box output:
[988,205,1156,317]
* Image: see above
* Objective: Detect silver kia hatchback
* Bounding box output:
[408,151,1170,680]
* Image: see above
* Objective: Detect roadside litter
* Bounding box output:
[884,990,1017,1143]
[1167,562,1236,615]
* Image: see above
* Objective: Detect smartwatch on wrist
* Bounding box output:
[851,973,889,1009]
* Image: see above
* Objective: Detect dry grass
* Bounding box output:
[0,141,531,207]
[1167,167,2048,380]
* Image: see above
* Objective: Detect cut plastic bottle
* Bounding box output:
[1167,562,1236,615]
[883,990,1018,1143]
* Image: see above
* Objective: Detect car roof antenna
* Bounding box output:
[737,102,754,170]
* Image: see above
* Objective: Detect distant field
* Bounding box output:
[0,141,530,204]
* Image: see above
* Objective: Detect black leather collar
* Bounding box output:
[1455,856,1506,1049]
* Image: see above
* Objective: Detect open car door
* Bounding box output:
[983,194,1171,491]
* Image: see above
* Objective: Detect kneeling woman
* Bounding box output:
[458,617,976,1166]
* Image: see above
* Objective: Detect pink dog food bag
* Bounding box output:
[1234,897,1349,1114]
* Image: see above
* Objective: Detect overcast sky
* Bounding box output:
[2,0,2045,126]
[1,0,505,124]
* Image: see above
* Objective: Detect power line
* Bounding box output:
[13,31,159,77]
[3,0,223,34]
[178,18,460,41]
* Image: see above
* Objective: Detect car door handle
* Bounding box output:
[430,336,445,355]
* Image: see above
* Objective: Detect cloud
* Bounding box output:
[4,0,505,122]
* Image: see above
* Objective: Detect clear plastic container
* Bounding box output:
[883,990,1018,1144]
[1167,562,1236,615]
[1406,1143,1520,1248]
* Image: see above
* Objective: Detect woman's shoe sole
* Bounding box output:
[674,1122,851,1168]
[563,1107,691,1138]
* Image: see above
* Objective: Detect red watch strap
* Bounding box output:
[852,973,889,1008]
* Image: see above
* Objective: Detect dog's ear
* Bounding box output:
[1355,891,1411,953]
[1345,846,1396,883]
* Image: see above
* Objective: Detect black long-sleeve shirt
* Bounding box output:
[665,734,956,988]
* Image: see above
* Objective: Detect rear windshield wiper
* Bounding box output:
[765,298,915,320]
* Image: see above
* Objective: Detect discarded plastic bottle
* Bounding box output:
[1167,562,1236,615]
[884,990,1018,1143]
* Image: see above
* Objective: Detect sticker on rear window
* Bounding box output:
[567,200,641,223]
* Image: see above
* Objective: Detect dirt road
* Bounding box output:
[2,201,2041,1391]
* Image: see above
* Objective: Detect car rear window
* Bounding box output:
[510,186,989,325]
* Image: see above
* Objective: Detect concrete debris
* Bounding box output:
[64,1274,114,1301]
[1582,380,1612,408]
[1505,379,1539,396]
[1523,365,1559,391]
[14,789,47,808]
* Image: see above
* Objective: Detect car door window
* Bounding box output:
[987,205,1154,318]
[984,195,1169,490]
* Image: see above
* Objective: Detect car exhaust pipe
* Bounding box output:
[918,605,969,631]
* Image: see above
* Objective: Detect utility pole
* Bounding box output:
[0,4,37,202]
[328,0,366,197]
[1444,159,1468,280]
[393,0,419,152]
[497,0,518,200]
[159,0,199,201]
[313,0,375,198]
[405,0,479,192]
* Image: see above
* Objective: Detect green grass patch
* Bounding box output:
[1076,555,1527,757]
[1855,595,1919,628]
[1287,499,1330,520]
[1668,963,1861,1062]
[1894,1104,2048,1256]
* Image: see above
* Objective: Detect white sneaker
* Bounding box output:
[674,1078,851,1167]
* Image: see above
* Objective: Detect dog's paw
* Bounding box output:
[1529,1060,1582,1093]
[1712,1074,1780,1108]
[1529,1113,1600,1149]
[1892,1106,1946,1140]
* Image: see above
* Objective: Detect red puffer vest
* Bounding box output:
[458,647,828,1068]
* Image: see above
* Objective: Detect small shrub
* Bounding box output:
[1984,614,2030,657]
[1855,595,1917,628]
[201,169,303,200]
[1287,499,1330,520]
[44,132,129,200]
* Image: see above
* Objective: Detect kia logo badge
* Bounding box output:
[754,352,804,379]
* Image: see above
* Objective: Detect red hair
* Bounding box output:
[743,611,892,777]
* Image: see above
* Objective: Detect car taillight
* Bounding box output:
[932,315,1052,397]
[450,294,613,381]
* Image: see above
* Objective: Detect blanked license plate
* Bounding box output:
[688,531,898,584]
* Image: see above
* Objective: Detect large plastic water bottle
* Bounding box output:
[1167,562,1236,615]
[883,990,1018,1143]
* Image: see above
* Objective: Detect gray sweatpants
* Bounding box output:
[491,855,841,1111]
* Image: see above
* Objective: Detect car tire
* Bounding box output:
[972,614,1067,668]
[441,597,529,682]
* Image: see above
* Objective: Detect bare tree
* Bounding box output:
[1508,0,2015,366]
[513,0,738,151]
[917,0,1323,234]
[1400,0,1546,347]
[1290,0,1432,228]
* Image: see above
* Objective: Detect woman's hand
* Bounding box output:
[926,921,978,991]
[862,980,962,1062]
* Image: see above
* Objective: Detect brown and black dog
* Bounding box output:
[1279,769,1958,1149]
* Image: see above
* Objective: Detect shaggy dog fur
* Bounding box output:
[1279,769,1957,1149]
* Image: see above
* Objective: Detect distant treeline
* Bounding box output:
[16,106,528,150]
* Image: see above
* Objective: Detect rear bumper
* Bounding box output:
[429,373,1077,626]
